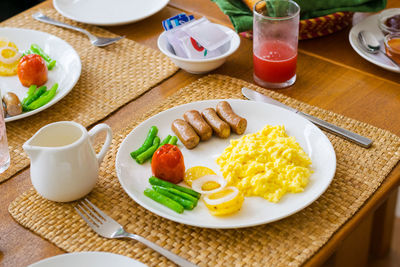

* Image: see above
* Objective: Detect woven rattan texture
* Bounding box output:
[9,75,400,266]
[0,8,178,183]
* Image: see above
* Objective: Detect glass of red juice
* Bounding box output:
[253,0,300,88]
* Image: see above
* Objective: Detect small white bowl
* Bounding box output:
[157,24,240,74]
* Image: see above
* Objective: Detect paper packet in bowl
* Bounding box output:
[180,17,230,51]
[163,14,232,59]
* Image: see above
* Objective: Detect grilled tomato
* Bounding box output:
[151,144,185,184]
[17,54,48,87]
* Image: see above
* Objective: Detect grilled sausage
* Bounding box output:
[201,108,230,138]
[171,119,200,149]
[3,92,22,116]
[183,110,212,141]
[216,101,247,135]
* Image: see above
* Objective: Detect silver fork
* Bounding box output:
[32,12,124,47]
[75,199,197,267]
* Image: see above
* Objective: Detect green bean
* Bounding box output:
[30,44,50,61]
[153,186,195,210]
[22,49,33,57]
[29,85,46,103]
[143,189,184,213]
[47,60,57,70]
[149,176,201,199]
[130,126,158,159]
[136,136,160,164]
[30,44,57,70]
[22,85,47,111]
[22,85,37,106]
[27,83,58,110]
[168,136,178,145]
[158,135,171,149]
[165,187,198,205]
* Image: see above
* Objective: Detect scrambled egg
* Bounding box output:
[216,125,312,203]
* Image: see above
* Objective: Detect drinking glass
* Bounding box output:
[0,93,10,173]
[253,0,300,88]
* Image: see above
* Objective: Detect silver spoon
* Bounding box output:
[357,30,400,68]
[32,12,124,47]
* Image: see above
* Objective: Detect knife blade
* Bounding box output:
[242,87,373,148]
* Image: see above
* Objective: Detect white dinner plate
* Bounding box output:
[116,99,336,229]
[28,252,147,267]
[349,13,400,73]
[0,28,81,122]
[53,0,170,26]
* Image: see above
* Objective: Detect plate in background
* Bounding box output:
[349,13,400,73]
[28,252,147,267]
[54,0,169,26]
[0,28,81,122]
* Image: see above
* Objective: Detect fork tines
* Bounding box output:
[75,199,106,228]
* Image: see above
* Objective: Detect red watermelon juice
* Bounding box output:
[253,40,297,84]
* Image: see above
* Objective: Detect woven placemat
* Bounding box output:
[9,75,400,266]
[0,8,178,183]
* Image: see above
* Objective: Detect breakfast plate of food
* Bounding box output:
[116,99,336,228]
[0,27,81,122]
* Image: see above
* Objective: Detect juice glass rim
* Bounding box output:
[253,0,300,21]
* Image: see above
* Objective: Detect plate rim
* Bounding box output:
[27,251,146,267]
[0,27,81,122]
[348,13,400,73]
[53,0,170,26]
[115,99,337,229]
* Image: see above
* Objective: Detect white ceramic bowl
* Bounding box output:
[157,24,240,74]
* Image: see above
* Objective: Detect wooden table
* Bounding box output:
[1,0,400,266]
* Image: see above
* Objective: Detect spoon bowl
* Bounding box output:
[358,30,380,53]
[358,30,400,67]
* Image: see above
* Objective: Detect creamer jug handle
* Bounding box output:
[88,124,113,166]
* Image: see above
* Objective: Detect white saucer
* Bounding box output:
[349,13,400,73]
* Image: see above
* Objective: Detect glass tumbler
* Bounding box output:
[0,93,10,173]
[253,0,300,88]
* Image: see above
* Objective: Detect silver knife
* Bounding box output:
[242,87,373,148]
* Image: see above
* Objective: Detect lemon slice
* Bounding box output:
[0,39,20,76]
[184,166,220,191]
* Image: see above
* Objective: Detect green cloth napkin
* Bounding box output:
[211,0,387,32]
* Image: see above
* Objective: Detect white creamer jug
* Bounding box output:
[23,121,112,202]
